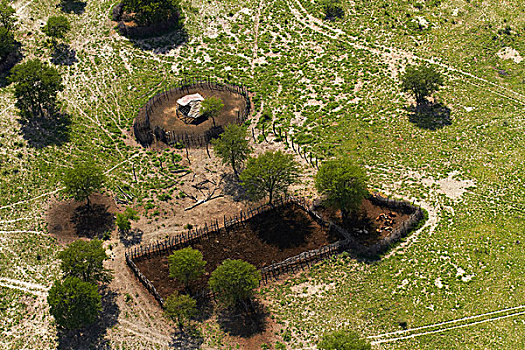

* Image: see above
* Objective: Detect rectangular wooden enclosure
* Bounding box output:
[125,196,424,305]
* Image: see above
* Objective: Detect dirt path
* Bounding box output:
[0,277,49,297]
[251,0,263,76]
[368,306,525,345]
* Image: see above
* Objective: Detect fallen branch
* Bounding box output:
[184,195,223,211]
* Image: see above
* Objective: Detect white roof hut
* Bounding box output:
[176,93,205,121]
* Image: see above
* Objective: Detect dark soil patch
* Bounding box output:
[148,87,247,136]
[47,193,117,244]
[134,203,341,300]
[315,199,412,246]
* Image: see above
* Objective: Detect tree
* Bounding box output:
[121,0,182,27]
[315,158,368,223]
[62,161,105,207]
[318,330,371,350]
[9,59,64,118]
[400,64,444,104]
[116,207,139,232]
[0,0,16,31]
[47,277,102,330]
[211,124,252,176]
[168,247,206,291]
[164,292,197,331]
[240,150,301,204]
[58,239,111,284]
[318,0,344,20]
[43,15,71,41]
[208,259,260,308]
[200,96,224,121]
[0,26,14,62]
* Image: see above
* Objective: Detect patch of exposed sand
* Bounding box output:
[497,47,523,64]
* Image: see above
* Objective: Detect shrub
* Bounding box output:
[400,64,444,104]
[211,124,252,175]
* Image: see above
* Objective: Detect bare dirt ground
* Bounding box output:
[148,87,247,135]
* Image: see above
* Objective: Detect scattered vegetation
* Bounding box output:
[318,330,371,350]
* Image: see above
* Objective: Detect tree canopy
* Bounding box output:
[211,124,252,176]
[164,292,197,331]
[43,15,71,39]
[315,158,368,220]
[47,276,101,330]
[400,64,444,104]
[0,26,14,61]
[201,96,224,120]
[240,150,301,204]
[0,0,16,31]
[9,59,64,118]
[208,259,260,308]
[168,247,206,290]
[58,239,111,284]
[121,0,182,27]
[318,330,371,350]
[62,161,105,207]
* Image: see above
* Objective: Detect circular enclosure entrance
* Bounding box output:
[134,81,251,147]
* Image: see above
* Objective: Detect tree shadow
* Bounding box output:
[216,300,268,338]
[119,228,144,247]
[222,173,249,202]
[127,27,189,54]
[18,112,71,148]
[51,43,78,66]
[249,204,315,249]
[72,203,115,239]
[58,0,87,15]
[170,328,204,350]
[406,101,452,130]
[57,287,119,350]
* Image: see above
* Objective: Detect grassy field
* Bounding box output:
[0,0,523,348]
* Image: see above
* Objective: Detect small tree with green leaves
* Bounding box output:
[315,158,368,223]
[318,330,371,350]
[200,96,224,125]
[240,150,301,204]
[401,64,444,104]
[43,15,71,41]
[209,259,260,309]
[0,0,16,31]
[58,239,111,284]
[211,124,252,176]
[63,161,105,208]
[168,247,206,291]
[47,277,101,330]
[9,59,64,118]
[165,292,197,331]
[116,207,139,232]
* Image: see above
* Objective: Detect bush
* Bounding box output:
[121,0,182,27]
[318,0,344,20]
[318,330,371,350]
[400,64,444,104]
[209,259,260,308]
[43,15,71,39]
[47,277,101,330]
[0,26,14,62]
[116,207,139,232]
[168,247,206,290]
[200,96,224,119]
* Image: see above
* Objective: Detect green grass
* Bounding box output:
[0,0,524,348]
